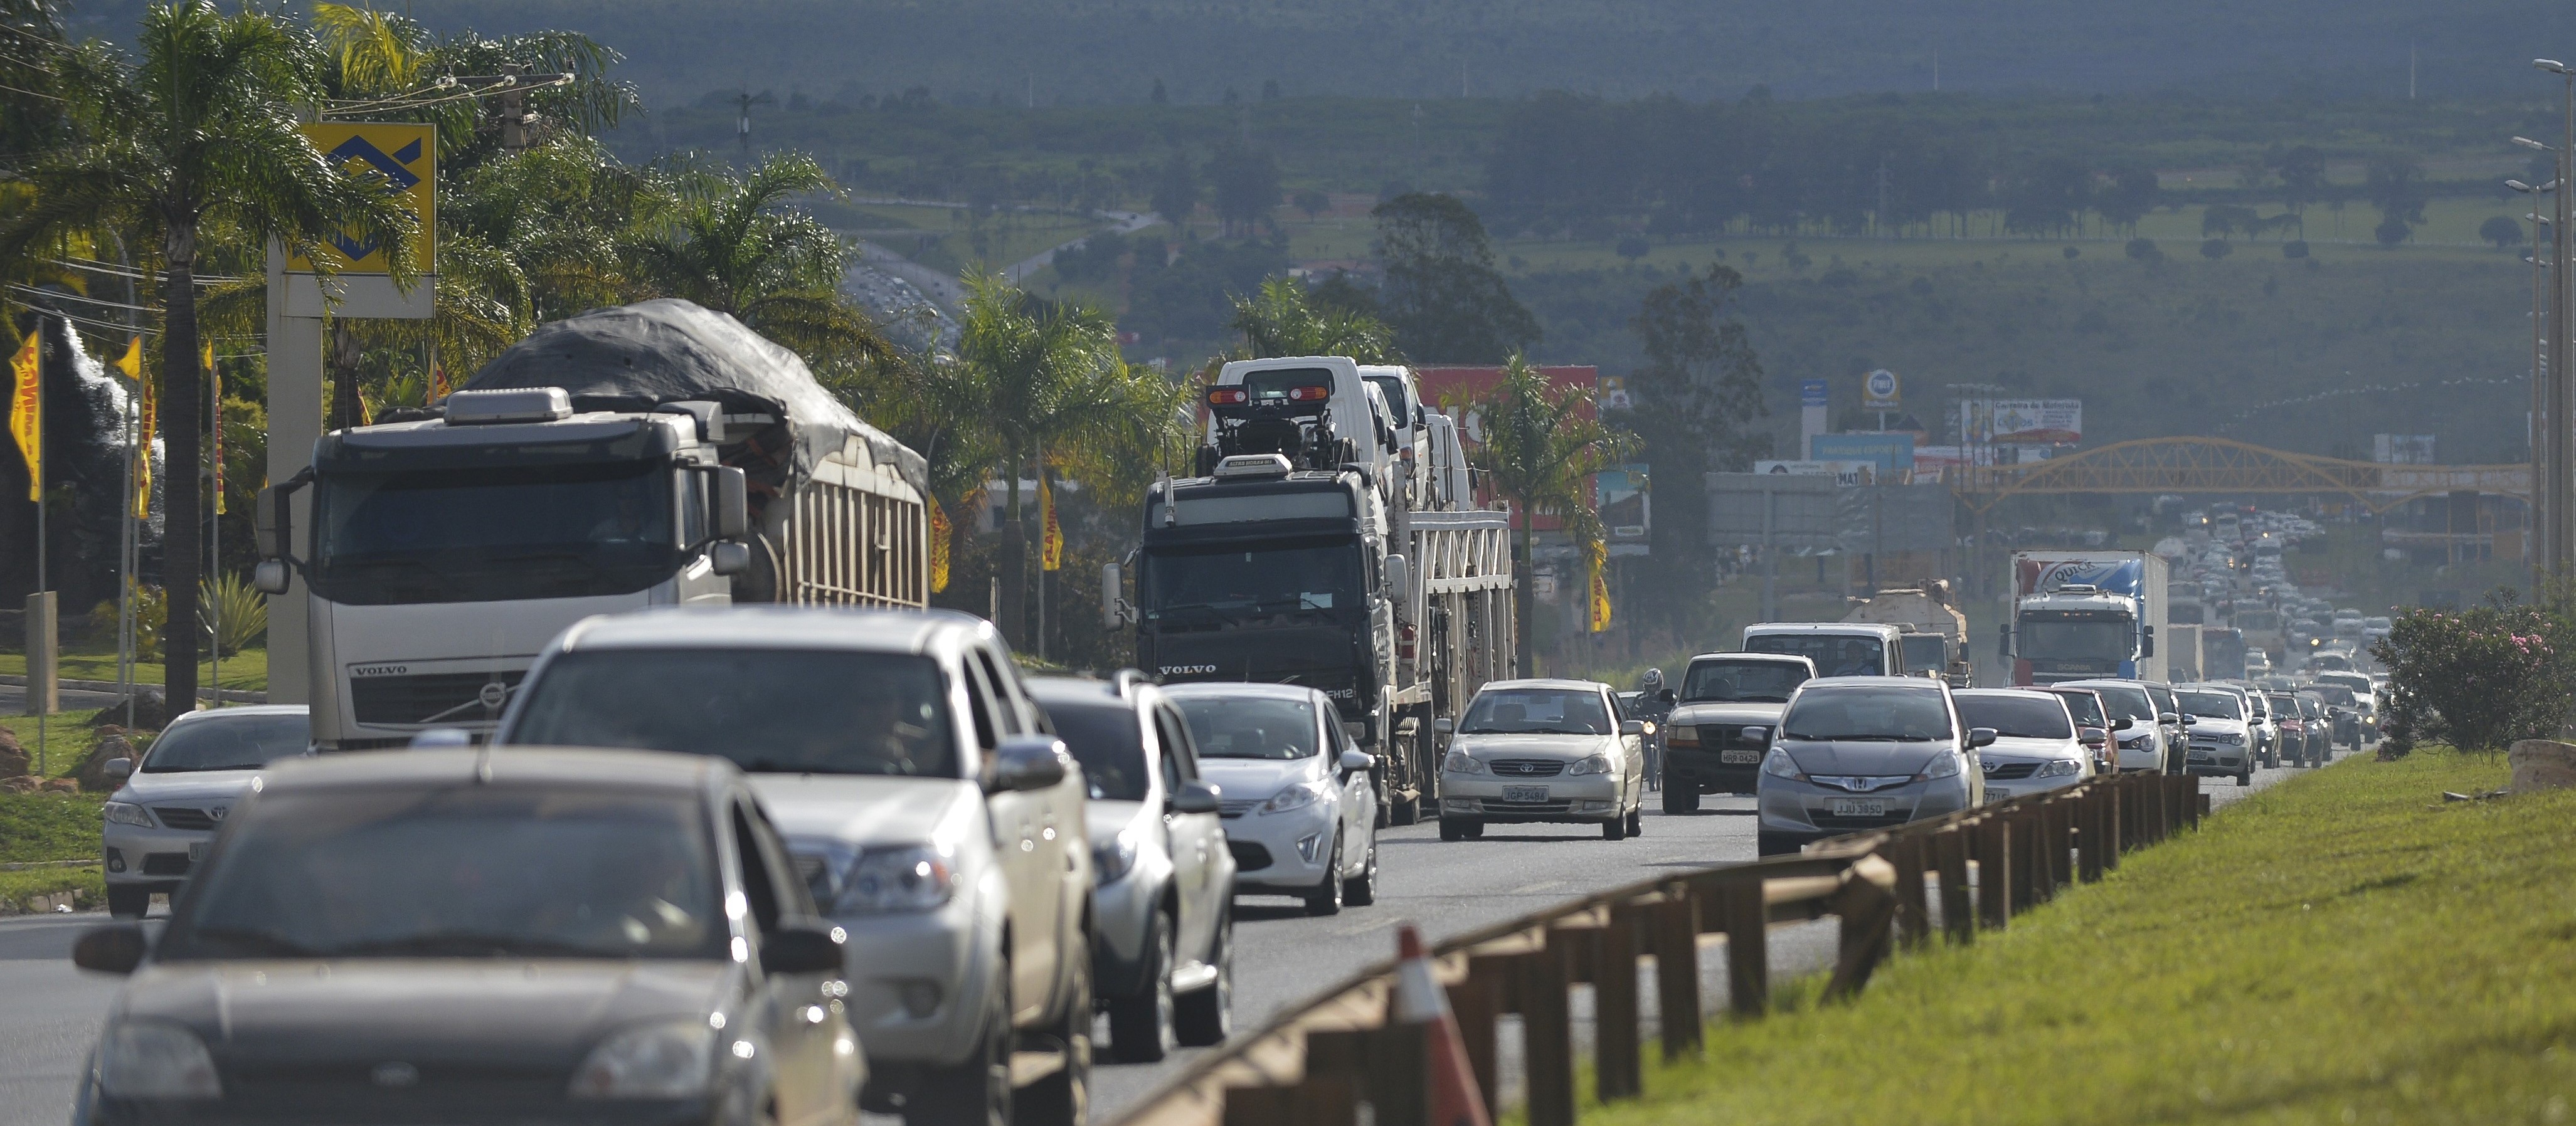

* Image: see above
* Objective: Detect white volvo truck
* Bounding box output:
[254,299,929,750]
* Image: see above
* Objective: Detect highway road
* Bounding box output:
[0,756,2328,1126]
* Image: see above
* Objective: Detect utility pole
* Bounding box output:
[499,63,529,152]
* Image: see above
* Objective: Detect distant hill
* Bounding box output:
[184,0,2576,107]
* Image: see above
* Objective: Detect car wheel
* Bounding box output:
[1601,812,1628,841]
[106,885,150,919]
[1305,833,1345,916]
[1014,931,1090,1126]
[1106,912,1177,1064]
[1756,830,1801,856]
[2236,769,2252,787]
[1663,785,1700,814]
[907,964,1012,1126]
[1344,831,1379,907]
[1625,805,1644,838]
[1175,907,1232,1047]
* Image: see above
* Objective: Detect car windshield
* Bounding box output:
[2046,691,2107,727]
[2073,684,2156,723]
[1779,687,1954,742]
[1745,634,1885,677]
[142,713,309,772]
[1175,696,1318,759]
[1047,702,1150,801]
[1141,538,1361,621]
[311,461,680,606]
[2178,691,2243,720]
[506,649,957,777]
[159,786,723,961]
[2267,695,2299,717]
[1956,694,2074,739]
[1681,660,1808,703]
[1459,688,1613,735]
[2311,685,2358,707]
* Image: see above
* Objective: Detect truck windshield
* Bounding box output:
[504,648,957,777]
[1745,634,1885,677]
[1682,661,1807,703]
[1142,538,1360,621]
[1899,634,1946,675]
[312,460,679,605]
[2017,613,2135,660]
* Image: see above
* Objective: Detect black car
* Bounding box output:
[70,747,863,1126]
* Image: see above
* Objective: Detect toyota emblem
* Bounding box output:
[477,681,511,710]
[208,806,229,822]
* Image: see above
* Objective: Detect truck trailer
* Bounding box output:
[2000,550,2169,685]
[1841,581,1974,685]
[254,299,929,749]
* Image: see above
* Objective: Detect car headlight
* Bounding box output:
[103,802,155,828]
[2211,732,2245,745]
[1258,779,1329,815]
[97,1020,220,1098]
[2036,759,2083,777]
[1663,723,1700,747]
[569,1018,716,1099]
[1566,754,1616,777]
[1442,750,1485,774]
[1761,750,1803,781]
[1916,754,1962,781]
[836,845,956,914]
[1092,829,1140,884]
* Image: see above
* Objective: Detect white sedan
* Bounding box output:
[1436,678,1647,841]
[1951,689,2096,801]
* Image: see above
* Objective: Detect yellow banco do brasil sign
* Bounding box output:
[287,122,435,276]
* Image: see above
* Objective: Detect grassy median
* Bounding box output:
[1587,752,2576,1125]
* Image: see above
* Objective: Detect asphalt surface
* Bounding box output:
[0,746,2344,1126]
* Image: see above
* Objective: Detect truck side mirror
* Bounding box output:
[1384,554,1409,601]
[1433,717,1454,735]
[2141,634,2155,658]
[712,466,750,540]
[1101,562,1134,628]
[1996,622,2012,660]
[254,485,289,560]
[708,541,752,577]
[252,559,292,596]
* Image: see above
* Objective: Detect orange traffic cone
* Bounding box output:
[1391,923,1492,1126]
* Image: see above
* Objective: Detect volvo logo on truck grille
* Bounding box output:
[1160,665,1219,675]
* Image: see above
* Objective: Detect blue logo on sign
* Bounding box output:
[324,135,423,261]
[1799,379,1828,407]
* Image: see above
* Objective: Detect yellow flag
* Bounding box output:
[1039,473,1063,572]
[1587,538,1612,633]
[206,344,225,515]
[928,496,952,594]
[428,360,450,405]
[114,336,142,379]
[8,331,37,501]
[134,353,156,520]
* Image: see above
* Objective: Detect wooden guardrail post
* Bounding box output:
[1890,834,1932,949]
[2076,784,2106,883]
[1975,816,2012,929]
[1455,952,1512,1113]
[1596,903,1645,1102]
[1935,826,1974,944]
[1524,937,1576,1126]
[1722,878,1768,1016]
[1823,855,1901,1001]
[1652,884,1702,1061]
[2043,797,2074,892]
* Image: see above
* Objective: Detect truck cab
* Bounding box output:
[2006,584,2153,684]
[1742,623,1907,678]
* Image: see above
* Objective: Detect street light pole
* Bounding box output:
[2535,60,2576,581]
[2511,176,2552,583]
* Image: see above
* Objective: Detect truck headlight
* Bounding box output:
[97,1020,221,1099]
[1664,724,1700,747]
[1092,829,1140,883]
[837,845,956,914]
[103,802,155,828]
[1442,751,1485,774]
[2036,759,2083,777]
[1566,754,1616,776]
[569,1018,715,1099]
[1258,779,1329,815]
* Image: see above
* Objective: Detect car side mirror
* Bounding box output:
[1657,688,1676,704]
[712,466,751,540]
[2079,726,2107,747]
[1433,717,1454,735]
[2181,713,2199,726]
[1742,726,1771,745]
[1167,780,1221,816]
[2112,716,2134,731]
[759,918,845,976]
[985,735,1070,793]
[1338,749,1374,774]
[72,924,147,974]
[709,540,753,577]
[1968,727,1998,749]
[2159,712,2181,725]
[1619,719,1645,736]
[102,757,134,784]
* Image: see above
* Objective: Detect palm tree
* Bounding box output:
[950,273,1158,645]
[1224,276,1401,362]
[2,0,418,717]
[1472,353,1637,674]
[620,152,893,377]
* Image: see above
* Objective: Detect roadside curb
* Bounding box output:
[0,675,267,705]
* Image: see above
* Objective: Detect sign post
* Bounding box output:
[1799,379,1828,461]
[265,122,435,705]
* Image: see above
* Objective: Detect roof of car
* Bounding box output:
[1744,623,1900,634]
[554,606,993,656]
[1473,678,1611,692]
[1953,688,2064,698]
[1025,675,1160,710]
[1159,680,1328,703]
[1686,651,1814,666]
[161,703,310,726]
[1792,675,1944,690]
[257,746,726,795]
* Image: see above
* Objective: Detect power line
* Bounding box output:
[0,77,61,102]
[45,257,246,286]
[8,282,162,314]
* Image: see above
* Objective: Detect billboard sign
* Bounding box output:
[1968,399,2083,446]
[289,123,435,276]
[1596,463,1650,542]
[1862,369,1900,409]
[1799,379,1830,407]
[2373,434,2436,465]
[1809,431,1916,479]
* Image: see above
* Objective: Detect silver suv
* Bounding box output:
[498,608,1093,1126]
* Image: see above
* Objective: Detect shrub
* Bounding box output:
[2282,240,2309,259]
[2199,238,2232,260]
[2124,238,2161,261]
[2373,599,2570,754]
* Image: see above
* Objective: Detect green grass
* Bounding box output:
[1581,752,2576,1125]
[0,791,107,864]
[1,715,107,777]
[0,643,267,693]
[0,867,102,912]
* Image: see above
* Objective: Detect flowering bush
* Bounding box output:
[2372,599,2570,755]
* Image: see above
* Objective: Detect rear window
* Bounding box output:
[1681,660,1807,703]
[1956,694,2074,740]
[1746,633,1886,677]
[1047,702,1150,801]
[1779,687,1953,742]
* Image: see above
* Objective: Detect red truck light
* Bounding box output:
[1207,387,1249,406]
[1286,384,1331,402]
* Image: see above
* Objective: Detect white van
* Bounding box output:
[1742,622,1911,678]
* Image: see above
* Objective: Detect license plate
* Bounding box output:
[1719,748,1762,764]
[187,841,208,863]
[1502,786,1549,803]
[1828,799,1888,818]
[1986,787,2011,801]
